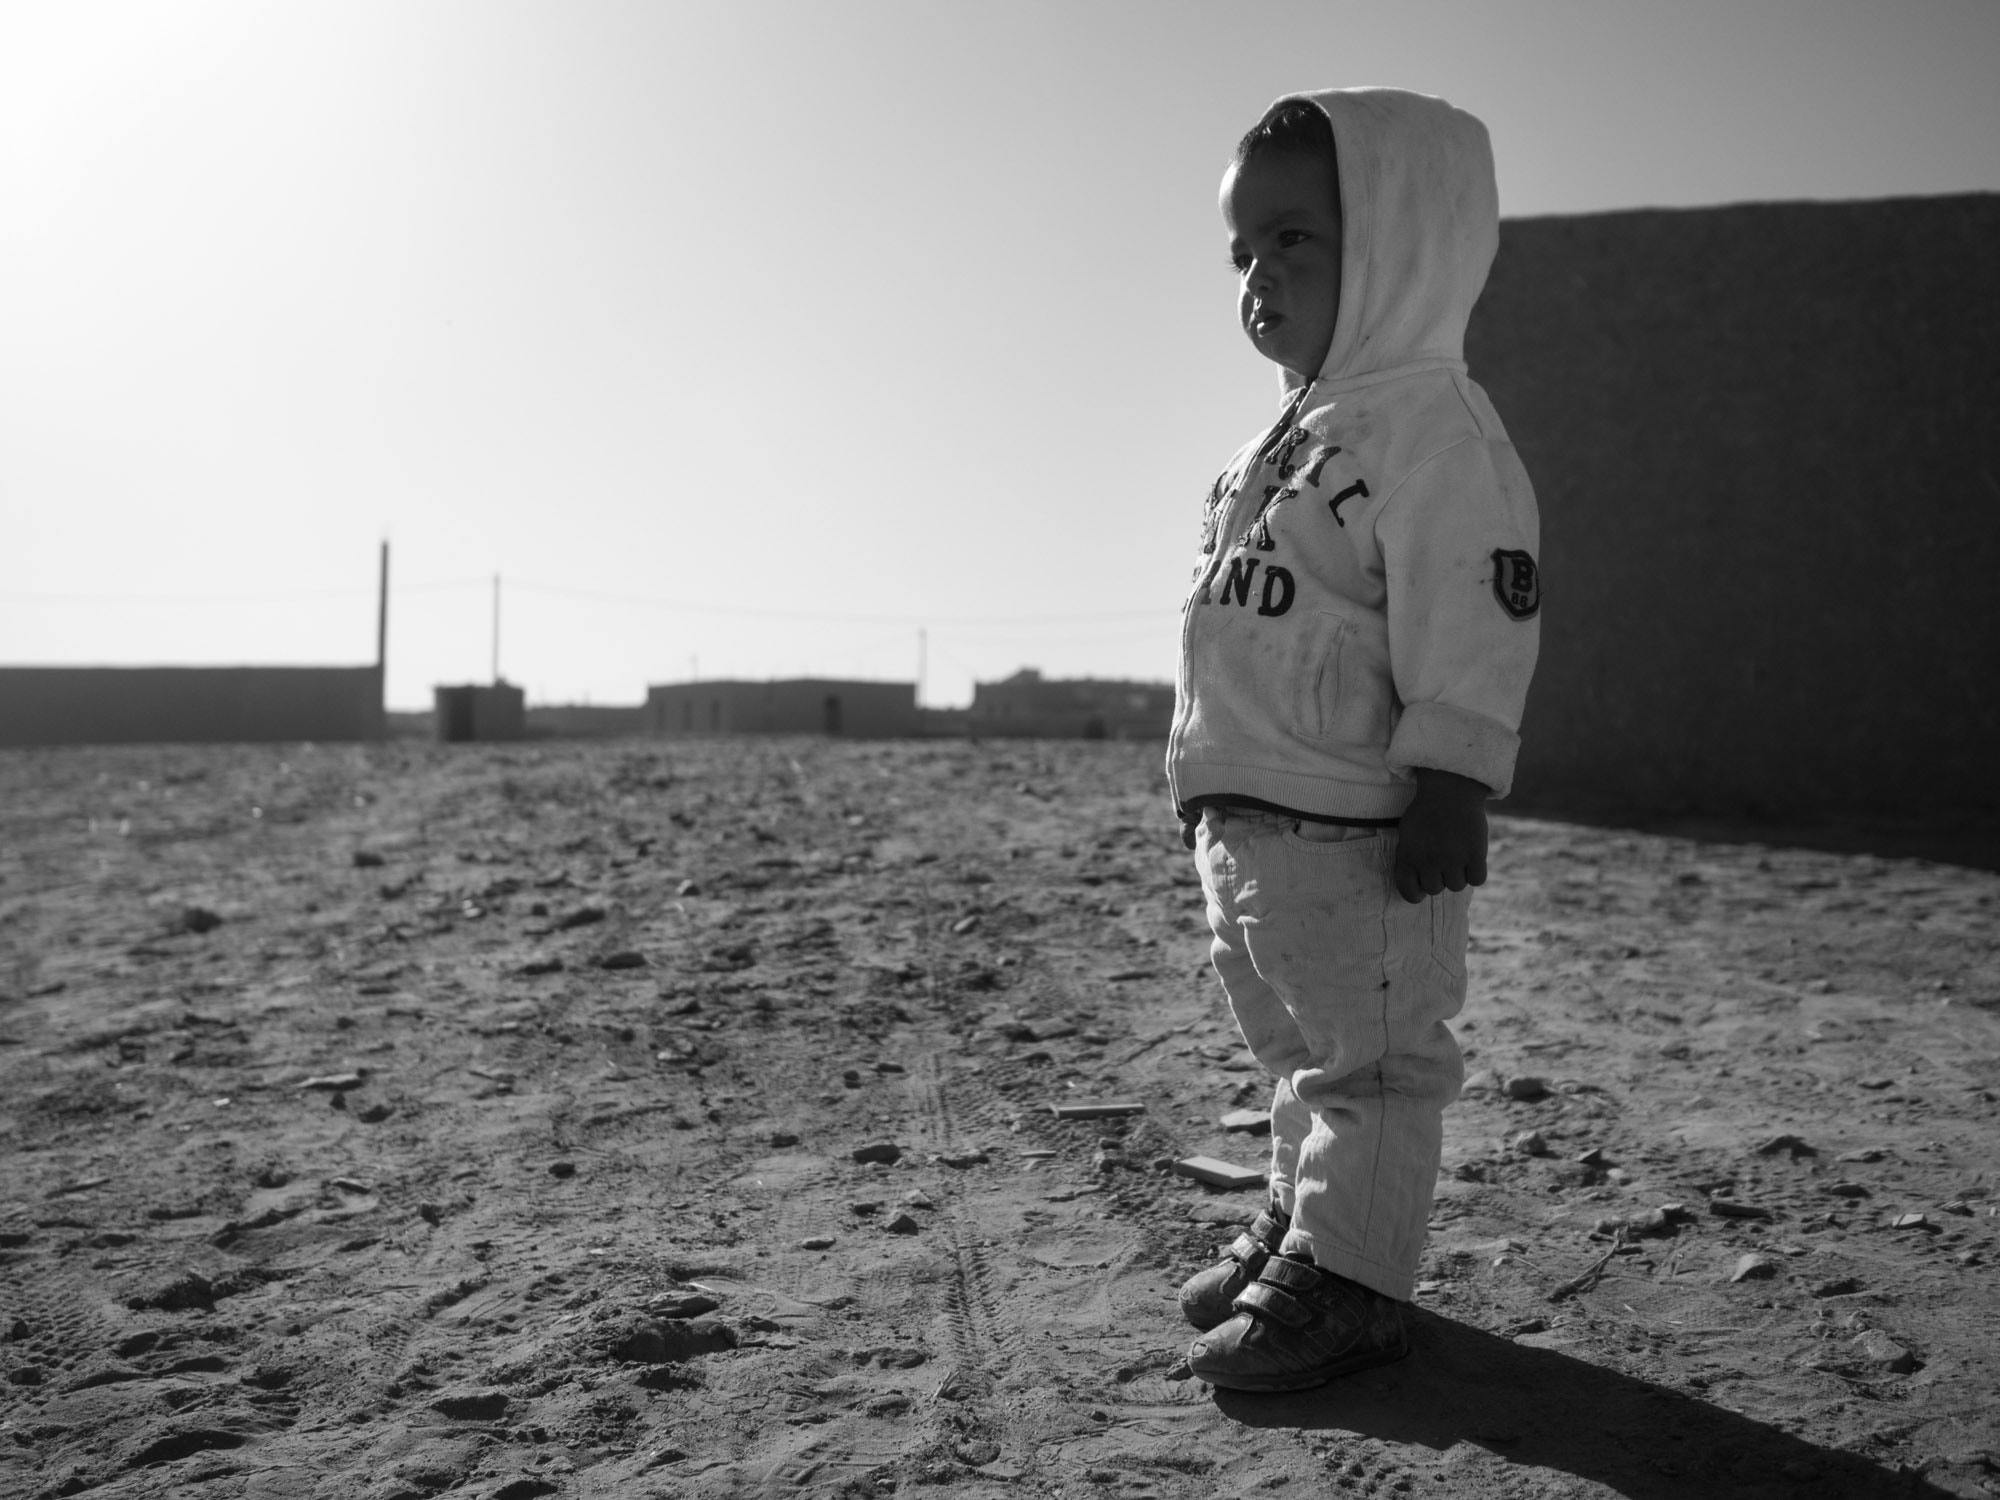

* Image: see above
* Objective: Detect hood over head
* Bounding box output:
[1266,87,1498,392]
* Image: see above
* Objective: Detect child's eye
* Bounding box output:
[1228,253,1251,274]
[1278,230,1309,249]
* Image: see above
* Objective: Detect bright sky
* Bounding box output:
[4,0,1996,710]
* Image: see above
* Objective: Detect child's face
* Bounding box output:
[1219,150,1343,381]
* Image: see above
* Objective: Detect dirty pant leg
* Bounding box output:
[1199,816,1466,1301]
[1202,921,1315,1217]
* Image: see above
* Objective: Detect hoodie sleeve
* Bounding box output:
[1373,434,1541,798]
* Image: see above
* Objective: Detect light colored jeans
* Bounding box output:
[1194,804,1468,1300]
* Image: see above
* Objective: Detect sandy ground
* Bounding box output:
[2,737,1997,1500]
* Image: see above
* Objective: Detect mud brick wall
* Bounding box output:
[0,666,385,746]
[1468,193,2000,822]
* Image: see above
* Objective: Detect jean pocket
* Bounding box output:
[1427,886,1471,980]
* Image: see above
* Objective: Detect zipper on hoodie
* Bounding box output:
[1169,378,1319,800]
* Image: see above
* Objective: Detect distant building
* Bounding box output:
[434,681,525,742]
[524,703,649,738]
[645,679,916,737]
[967,669,1173,740]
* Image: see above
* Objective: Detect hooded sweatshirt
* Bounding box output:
[1166,87,1540,821]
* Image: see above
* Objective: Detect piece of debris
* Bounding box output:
[298,1073,365,1093]
[1050,1101,1145,1120]
[1575,1147,1606,1166]
[800,1236,835,1250]
[1503,1075,1549,1100]
[46,1176,111,1198]
[874,1059,905,1074]
[676,879,701,897]
[1886,1212,1938,1233]
[548,1161,577,1179]
[1756,1133,1816,1158]
[1825,1182,1871,1198]
[1835,1147,1887,1163]
[768,1131,800,1148]
[1019,1149,1056,1160]
[594,951,648,971]
[352,851,385,868]
[950,915,981,936]
[556,906,607,931]
[1511,1130,1549,1157]
[937,1148,990,1169]
[1729,1253,1777,1283]
[1220,1108,1272,1135]
[1172,1156,1266,1191]
[1548,1240,1625,1301]
[885,1212,921,1235]
[647,1293,720,1319]
[1811,1276,1863,1298]
[1708,1198,1773,1221]
[851,1141,902,1165]
[518,956,563,976]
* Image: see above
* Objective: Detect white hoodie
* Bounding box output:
[1167,87,1541,821]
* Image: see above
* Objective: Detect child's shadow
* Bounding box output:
[1212,1308,1949,1499]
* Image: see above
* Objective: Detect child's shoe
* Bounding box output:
[1177,1204,1290,1330]
[1186,1252,1409,1392]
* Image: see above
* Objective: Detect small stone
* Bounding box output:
[1824,1182,1871,1198]
[901,1190,934,1209]
[800,1236,835,1250]
[555,905,607,931]
[1835,1147,1887,1163]
[842,1069,864,1088]
[885,1212,921,1235]
[1755,1133,1816,1158]
[594,950,647,970]
[647,1293,720,1319]
[299,1072,365,1092]
[1886,1212,1937,1232]
[352,851,385,868]
[874,1059,905,1074]
[851,1141,902,1165]
[1461,1069,1500,1093]
[609,1317,736,1363]
[1575,1147,1606,1166]
[1220,1108,1273,1135]
[937,1149,989,1168]
[769,1131,801,1148]
[1811,1276,1863,1298]
[1729,1253,1777,1283]
[676,879,701,897]
[518,956,563,976]
[1852,1329,1917,1373]
[849,1201,882,1216]
[175,906,224,935]
[548,1161,577,1179]
[950,914,981,935]
[431,1389,510,1421]
[1503,1075,1549,1100]
[1511,1130,1549,1157]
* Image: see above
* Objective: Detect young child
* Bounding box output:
[1166,88,1541,1392]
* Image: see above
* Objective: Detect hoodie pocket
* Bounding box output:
[1292,609,1389,744]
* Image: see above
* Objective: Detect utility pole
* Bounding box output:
[491,574,501,684]
[376,541,390,671]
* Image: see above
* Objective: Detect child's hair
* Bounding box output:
[1235,99,1337,169]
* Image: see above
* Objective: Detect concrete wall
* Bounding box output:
[968,671,1174,740]
[434,682,525,742]
[1465,193,2000,822]
[645,679,916,737]
[0,666,384,746]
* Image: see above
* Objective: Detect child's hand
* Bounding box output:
[1394,768,1489,903]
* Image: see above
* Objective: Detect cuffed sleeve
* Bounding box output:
[1373,434,1541,800]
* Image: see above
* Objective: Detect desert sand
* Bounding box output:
[2,737,1995,1499]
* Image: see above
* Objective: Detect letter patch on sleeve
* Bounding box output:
[1491,549,1541,620]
